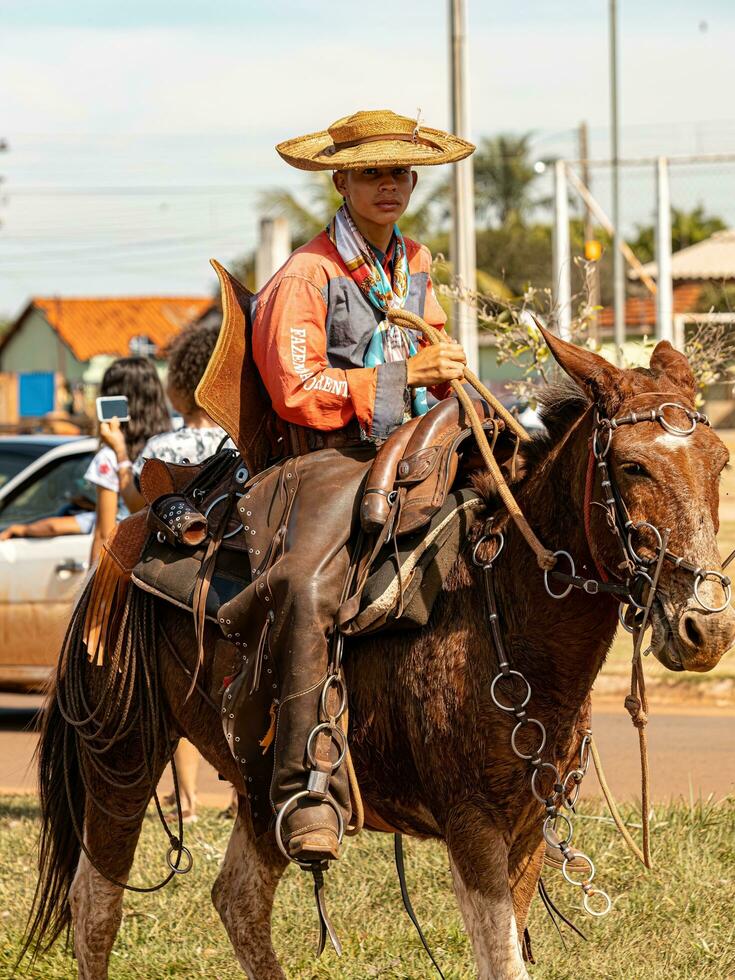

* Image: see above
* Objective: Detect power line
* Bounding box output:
[5,184,261,196]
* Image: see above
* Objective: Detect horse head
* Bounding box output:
[542,328,735,673]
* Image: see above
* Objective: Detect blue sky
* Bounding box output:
[1,1,735,314]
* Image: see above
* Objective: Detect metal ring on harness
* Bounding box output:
[583,886,613,917]
[490,670,531,713]
[531,762,562,804]
[693,570,732,613]
[627,570,655,611]
[306,723,347,770]
[618,601,646,634]
[472,530,505,569]
[657,402,698,436]
[543,813,573,849]
[204,492,245,540]
[510,718,547,760]
[166,843,193,875]
[561,768,585,809]
[544,550,575,600]
[562,850,595,886]
[578,734,592,775]
[320,673,348,720]
[626,521,663,567]
[274,791,345,867]
[592,425,613,460]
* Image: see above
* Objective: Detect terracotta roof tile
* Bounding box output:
[28,296,215,361]
[598,284,702,329]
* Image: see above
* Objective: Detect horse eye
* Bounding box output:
[620,461,649,478]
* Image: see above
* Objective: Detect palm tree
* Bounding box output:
[259,172,447,247]
[473,133,539,227]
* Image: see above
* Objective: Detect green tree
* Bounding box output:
[473,133,539,227]
[628,205,727,264]
[428,223,553,298]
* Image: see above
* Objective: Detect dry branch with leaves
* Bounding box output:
[434,256,735,406]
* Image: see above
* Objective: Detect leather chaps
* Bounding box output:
[217,445,375,860]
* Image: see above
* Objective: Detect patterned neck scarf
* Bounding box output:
[326,204,428,417]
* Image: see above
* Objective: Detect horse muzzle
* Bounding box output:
[656,601,735,672]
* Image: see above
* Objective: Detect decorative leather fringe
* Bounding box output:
[82,545,130,667]
[81,511,149,667]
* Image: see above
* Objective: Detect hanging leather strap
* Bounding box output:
[394,834,445,979]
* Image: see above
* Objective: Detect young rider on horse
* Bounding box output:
[227,110,474,864]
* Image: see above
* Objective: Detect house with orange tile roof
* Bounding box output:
[599,229,735,339]
[0,295,214,421]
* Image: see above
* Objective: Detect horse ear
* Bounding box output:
[648,341,696,402]
[537,322,623,405]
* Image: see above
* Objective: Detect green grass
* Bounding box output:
[1,796,733,979]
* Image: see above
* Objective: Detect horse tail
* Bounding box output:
[21,570,165,964]
[20,577,94,962]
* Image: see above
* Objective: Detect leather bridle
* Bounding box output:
[544,399,732,622]
[473,395,733,919]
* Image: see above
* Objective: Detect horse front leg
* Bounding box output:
[211,798,288,979]
[446,803,530,980]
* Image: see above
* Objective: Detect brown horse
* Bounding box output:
[24,334,735,979]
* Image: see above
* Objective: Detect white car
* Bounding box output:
[0,436,97,691]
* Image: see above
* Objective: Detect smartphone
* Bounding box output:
[96,395,130,423]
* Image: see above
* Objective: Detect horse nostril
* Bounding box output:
[682,613,703,649]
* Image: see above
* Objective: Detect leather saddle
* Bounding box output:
[130,393,508,635]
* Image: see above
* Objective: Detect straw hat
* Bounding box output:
[276,109,475,171]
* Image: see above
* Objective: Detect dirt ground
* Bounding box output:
[2,692,733,806]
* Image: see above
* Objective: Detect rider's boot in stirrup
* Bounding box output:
[272,665,350,864]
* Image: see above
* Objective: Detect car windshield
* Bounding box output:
[0,451,96,526]
[0,444,53,490]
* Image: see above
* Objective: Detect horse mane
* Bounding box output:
[520,378,590,473]
[472,378,590,505]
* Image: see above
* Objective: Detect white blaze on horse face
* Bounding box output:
[654,432,694,453]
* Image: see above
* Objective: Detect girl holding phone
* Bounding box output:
[85,357,169,563]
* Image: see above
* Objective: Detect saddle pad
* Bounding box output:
[348,488,484,635]
[132,540,249,620]
[132,488,483,637]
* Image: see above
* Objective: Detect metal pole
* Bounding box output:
[579,121,601,344]
[552,160,572,340]
[565,166,657,295]
[655,156,674,344]
[609,0,625,360]
[256,216,292,290]
[449,0,478,374]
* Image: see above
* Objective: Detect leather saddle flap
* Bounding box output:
[345,488,484,636]
[195,260,276,474]
[132,539,249,620]
[395,396,501,536]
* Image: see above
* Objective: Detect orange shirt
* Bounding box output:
[251,230,447,441]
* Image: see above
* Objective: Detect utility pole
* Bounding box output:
[0,139,8,231]
[255,217,291,290]
[655,156,674,344]
[448,0,478,374]
[552,161,572,340]
[578,121,601,344]
[609,0,625,360]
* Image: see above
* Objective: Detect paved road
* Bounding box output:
[1,692,733,806]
